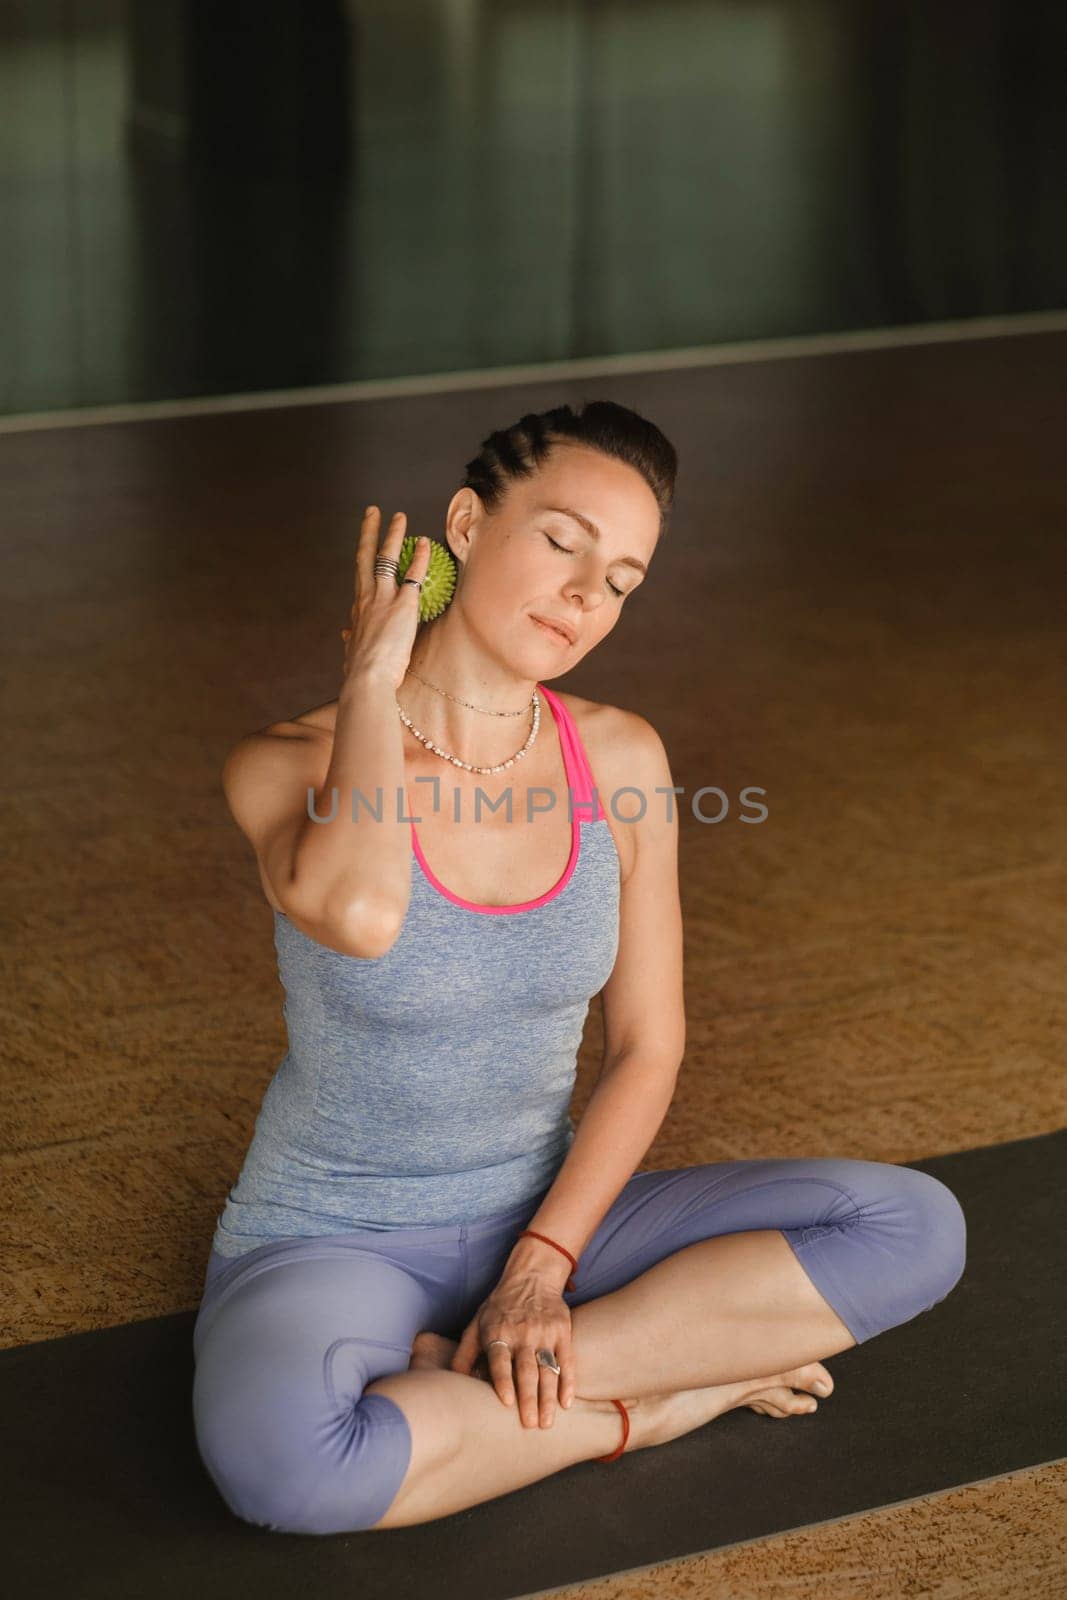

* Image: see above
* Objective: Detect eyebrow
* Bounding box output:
[534,504,648,576]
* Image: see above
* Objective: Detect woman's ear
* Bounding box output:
[443,486,482,568]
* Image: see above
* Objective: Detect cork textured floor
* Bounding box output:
[2,327,1065,1594]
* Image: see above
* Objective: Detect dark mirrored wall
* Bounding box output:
[2,0,1065,415]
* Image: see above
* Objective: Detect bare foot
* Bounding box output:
[741,1361,834,1419]
[407,1331,834,1454]
[409,1331,465,1373]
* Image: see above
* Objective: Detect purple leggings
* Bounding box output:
[191,1155,966,1535]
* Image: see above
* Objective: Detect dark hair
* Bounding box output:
[460,399,678,536]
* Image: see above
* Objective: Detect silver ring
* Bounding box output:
[401,576,423,590]
[536,1348,561,1374]
[486,1339,511,1352]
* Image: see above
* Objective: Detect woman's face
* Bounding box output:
[444,442,662,670]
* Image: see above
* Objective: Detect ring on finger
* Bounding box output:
[535,1348,561,1374]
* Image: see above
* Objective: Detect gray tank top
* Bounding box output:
[210,683,621,1258]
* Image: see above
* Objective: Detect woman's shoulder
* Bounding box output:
[282,699,340,740]
[551,689,663,770]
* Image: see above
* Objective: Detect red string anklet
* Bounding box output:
[517,1228,578,1292]
[593,1398,631,1462]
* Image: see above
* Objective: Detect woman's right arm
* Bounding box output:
[287,665,414,952]
[222,674,407,958]
[222,507,430,959]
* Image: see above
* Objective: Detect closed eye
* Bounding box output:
[545,533,626,598]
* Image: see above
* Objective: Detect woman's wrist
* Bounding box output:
[503,1233,575,1290]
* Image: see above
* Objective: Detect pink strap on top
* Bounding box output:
[538,683,607,824]
[409,682,605,915]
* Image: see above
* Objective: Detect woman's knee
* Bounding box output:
[193,1344,412,1535]
[193,1348,317,1531]
[857,1160,967,1309]
[906,1168,967,1304]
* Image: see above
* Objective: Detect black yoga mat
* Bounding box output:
[3,1130,1065,1599]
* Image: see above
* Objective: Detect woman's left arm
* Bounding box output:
[501,709,687,1283]
[447,716,684,1414]
[447,711,687,1416]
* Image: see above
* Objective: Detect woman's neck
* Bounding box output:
[398,624,539,766]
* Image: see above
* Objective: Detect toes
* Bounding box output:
[747,1385,818,1417]
[408,1331,459,1371]
[780,1388,818,1415]
[742,1361,833,1420]
[787,1360,833,1399]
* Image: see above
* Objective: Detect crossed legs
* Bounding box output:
[193,1160,965,1535]
[365,1226,856,1527]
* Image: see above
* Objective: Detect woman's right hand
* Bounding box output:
[340,507,433,691]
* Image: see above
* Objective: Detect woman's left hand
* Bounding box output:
[449,1268,575,1427]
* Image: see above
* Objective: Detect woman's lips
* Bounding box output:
[530,615,572,645]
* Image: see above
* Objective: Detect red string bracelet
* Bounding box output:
[517,1228,578,1291]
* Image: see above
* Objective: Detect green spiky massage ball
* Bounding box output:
[395,535,457,623]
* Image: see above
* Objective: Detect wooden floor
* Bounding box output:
[3,328,1065,1595]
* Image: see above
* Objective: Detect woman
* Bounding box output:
[191,400,967,1535]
